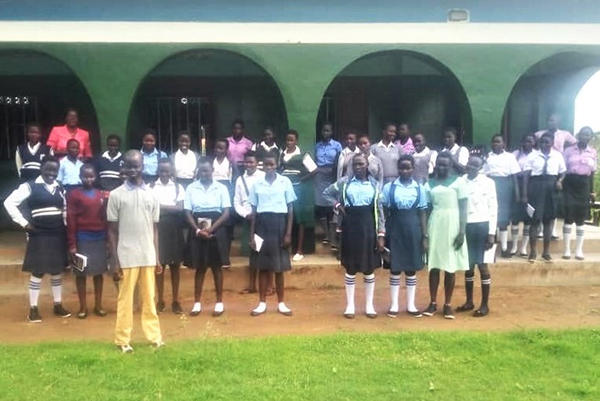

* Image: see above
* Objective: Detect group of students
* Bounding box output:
[3,113,597,350]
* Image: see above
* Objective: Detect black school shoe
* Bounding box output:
[422,302,437,317]
[27,306,42,323]
[53,303,72,318]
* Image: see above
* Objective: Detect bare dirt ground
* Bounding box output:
[0,261,599,344]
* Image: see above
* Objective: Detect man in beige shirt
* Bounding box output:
[108,150,163,353]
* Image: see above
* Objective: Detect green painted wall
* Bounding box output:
[2,42,600,231]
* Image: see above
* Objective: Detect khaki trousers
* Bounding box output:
[114,267,162,346]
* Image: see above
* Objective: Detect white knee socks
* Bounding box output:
[405,275,418,313]
[344,273,356,315]
[510,226,520,254]
[575,225,585,259]
[364,274,376,315]
[499,230,508,252]
[563,224,572,258]
[50,275,62,304]
[389,274,401,313]
[29,275,42,307]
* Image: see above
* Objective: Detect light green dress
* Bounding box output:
[425,176,470,273]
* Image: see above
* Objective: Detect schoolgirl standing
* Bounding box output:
[336,131,360,180]
[67,164,109,319]
[412,133,437,184]
[15,122,53,183]
[323,154,384,318]
[522,133,566,262]
[457,156,497,317]
[170,131,199,189]
[348,135,383,187]
[422,152,469,319]
[440,127,469,175]
[184,157,231,317]
[483,134,521,258]
[279,130,316,262]
[252,126,280,171]
[370,122,404,185]
[57,138,84,193]
[233,151,266,294]
[249,155,297,316]
[213,138,234,268]
[151,159,186,314]
[141,129,168,184]
[314,122,342,246]
[510,134,536,257]
[381,155,428,318]
[95,135,124,191]
[4,156,71,322]
[562,127,597,260]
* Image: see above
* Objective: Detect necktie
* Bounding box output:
[542,154,549,175]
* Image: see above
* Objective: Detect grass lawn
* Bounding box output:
[0,330,599,401]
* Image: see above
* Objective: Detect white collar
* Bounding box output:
[27,142,41,154]
[377,141,395,148]
[34,175,59,190]
[154,179,175,187]
[414,146,431,156]
[285,146,301,156]
[260,142,278,151]
[443,144,460,153]
[102,151,122,162]
[176,149,195,157]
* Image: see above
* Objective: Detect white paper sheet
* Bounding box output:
[483,244,497,264]
[302,154,318,173]
[526,203,535,218]
[253,234,264,252]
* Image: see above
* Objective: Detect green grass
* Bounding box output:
[0,330,599,401]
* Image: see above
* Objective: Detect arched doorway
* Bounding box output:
[317,51,472,147]
[503,52,600,147]
[128,50,288,153]
[575,69,600,133]
[0,50,99,162]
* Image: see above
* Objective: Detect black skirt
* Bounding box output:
[75,237,108,277]
[23,229,68,276]
[158,211,184,265]
[528,176,559,223]
[254,213,291,272]
[491,176,513,228]
[512,176,530,224]
[189,212,228,270]
[466,222,489,266]
[386,208,424,273]
[341,206,380,274]
[563,174,591,223]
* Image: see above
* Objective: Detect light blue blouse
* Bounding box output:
[249,174,297,214]
[57,158,83,186]
[343,177,377,207]
[381,178,428,210]
[184,180,231,213]
[142,148,168,176]
[315,139,342,167]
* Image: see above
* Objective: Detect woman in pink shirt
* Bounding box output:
[562,127,597,260]
[47,109,93,160]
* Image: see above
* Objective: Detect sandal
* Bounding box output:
[77,309,88,319]
[541,253,553,262]
[456,303,475,313]
[473,306,489,317]
[528,253,537,263]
